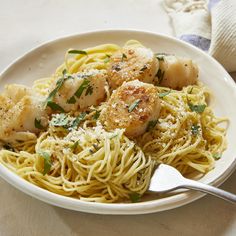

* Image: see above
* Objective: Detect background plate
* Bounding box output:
[0,30,236,214]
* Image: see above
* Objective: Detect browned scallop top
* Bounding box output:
[100,80,160,137]
[107,46,158,89]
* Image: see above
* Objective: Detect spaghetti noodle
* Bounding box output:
[0,41,228,203]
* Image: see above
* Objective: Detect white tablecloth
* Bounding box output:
[0,1,235,235]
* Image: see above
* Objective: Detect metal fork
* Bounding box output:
[149,164,236,203]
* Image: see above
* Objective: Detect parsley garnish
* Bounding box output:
[121,53,127,61]
[155,53,169,56]
[45,83,61,106]
[104,54,111,63]
[85,85,93,96]
[146,120,158,132]
[129,193,140,203]
[71,112,86,128]
[46,71,66,101]
[45,69,71,110]
[158,90,171,98]
[38,150,51,175]
[188,87,194,94]
[67,96,76,104]
[50,113,86,129]
[109,133,118,139]
[68,49,87,55]
[50,113,69,127]
[47,101,65,112]
[156,69,165,84]
[93,110,101,120]
[128,99,141,112]
[3,144,14,151]
[156,55,165,61]
[112,64,121,71]
[92,144,99,151]
[191,124,200,135]
[89,149,95,154]
[155,53,170,61]
[74,79,90,98]
[213,153,221,160]
[71,140,79,150]
[66,75,93,103]
[62,68,67,75]
[140,65,148,72]
[188,103,206,113]
[34,118,44,129]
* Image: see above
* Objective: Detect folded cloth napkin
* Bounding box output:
[164,0,236,72]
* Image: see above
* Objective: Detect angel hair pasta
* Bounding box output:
[0,40,227,203]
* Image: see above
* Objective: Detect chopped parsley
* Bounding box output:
[129,193,141,203]
[50,113,70,127]
[71,140,79,150]
[85,85,93,96]
[158,90,171,98]
[156,55,165,61]
[46,70,67,102]
[112,64,121,71]
[34,118,44,129]
[155,53,170,61]
[128,99,141,112]
[38,150,51,175]
[156,69,165,84]
[67,96,76,104]
[45,85,61,106]
[62,68,67,76]
[92,144,99,151]
[67,78,93,104]
[121,53,127,61]
[45,69,72,110]
[188,87,194,94]
[188,103,206,113]
[146,120,158,132]
[191,124,200,136]
[93,110,101,120]
[74,79,90,98]
[47,101,65,112]
[140,65,148,72]
[89,149,95,154]
[68,49,87,55]
[71,112,86,129]
[3,144,14,151]
[104,54,111,63]
[155,52,170,56]
[213,153,221,160]
[109,133,118,139]
[50,112,86,129]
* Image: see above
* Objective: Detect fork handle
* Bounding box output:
[182,179,236,204]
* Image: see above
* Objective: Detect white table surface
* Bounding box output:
[0,0,235,235]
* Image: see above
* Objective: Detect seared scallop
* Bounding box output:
[156,55,198,89]
[100,80,161,138]
[51,69,107,112]
[107,45,159,89]
[0,84,48,142]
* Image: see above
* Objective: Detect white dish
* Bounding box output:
[0,30,236,215]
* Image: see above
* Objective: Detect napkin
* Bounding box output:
[163,0,236,72]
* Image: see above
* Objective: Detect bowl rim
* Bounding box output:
[0,29,236,215]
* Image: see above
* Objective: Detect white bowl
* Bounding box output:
[0,30,236,215]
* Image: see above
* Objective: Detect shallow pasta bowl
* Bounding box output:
[0,30,236,215]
